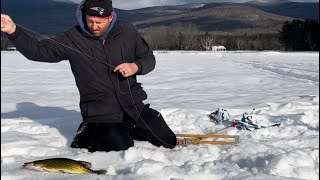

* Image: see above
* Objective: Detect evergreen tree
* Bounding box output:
[279,19,319,51]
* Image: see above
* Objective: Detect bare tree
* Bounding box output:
[200,33,215,51]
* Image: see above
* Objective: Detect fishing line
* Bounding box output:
[16,24,128,95]
[214,125,232,133]
[14,23,176,148]
[15,24,116,69]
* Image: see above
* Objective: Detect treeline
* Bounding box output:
[141,19,319,51]
[141,23,281,51]
[1,19,319,51]
[1,35,13,50]
[279,19,319,51]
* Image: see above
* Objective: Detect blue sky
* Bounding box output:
[63,0,319,10]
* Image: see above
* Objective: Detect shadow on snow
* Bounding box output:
[1,102,82,146]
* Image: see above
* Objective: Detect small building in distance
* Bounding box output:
[212,46,226,51]
[6,46,17,51]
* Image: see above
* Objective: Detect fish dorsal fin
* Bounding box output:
[79,161,92,168]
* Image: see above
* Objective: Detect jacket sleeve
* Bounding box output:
[131,27,156,75]
[7,26,68,63]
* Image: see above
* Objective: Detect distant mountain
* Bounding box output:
[1,0,318,35]
[247,0,290,4]
[245,1,319,20]
[116,3,210,22]
[1,0,78,34]
[133,4,294,34]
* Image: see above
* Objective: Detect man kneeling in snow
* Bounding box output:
[1,0,177,152]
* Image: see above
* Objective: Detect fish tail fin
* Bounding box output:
[92,169,107,175]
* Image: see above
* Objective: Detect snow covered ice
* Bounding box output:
[1,51,319,180]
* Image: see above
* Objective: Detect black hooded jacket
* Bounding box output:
[7,10,156,123]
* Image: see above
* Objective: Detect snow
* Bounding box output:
[1,50,319,180]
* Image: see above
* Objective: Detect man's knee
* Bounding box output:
[161,132,177,149]
[137,105,177,149]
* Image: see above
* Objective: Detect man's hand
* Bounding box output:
[1,14,16,34]
[114,62,139,78]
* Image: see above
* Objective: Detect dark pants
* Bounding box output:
[71,105,177,152]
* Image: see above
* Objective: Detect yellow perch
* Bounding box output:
[22,158,107,175]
